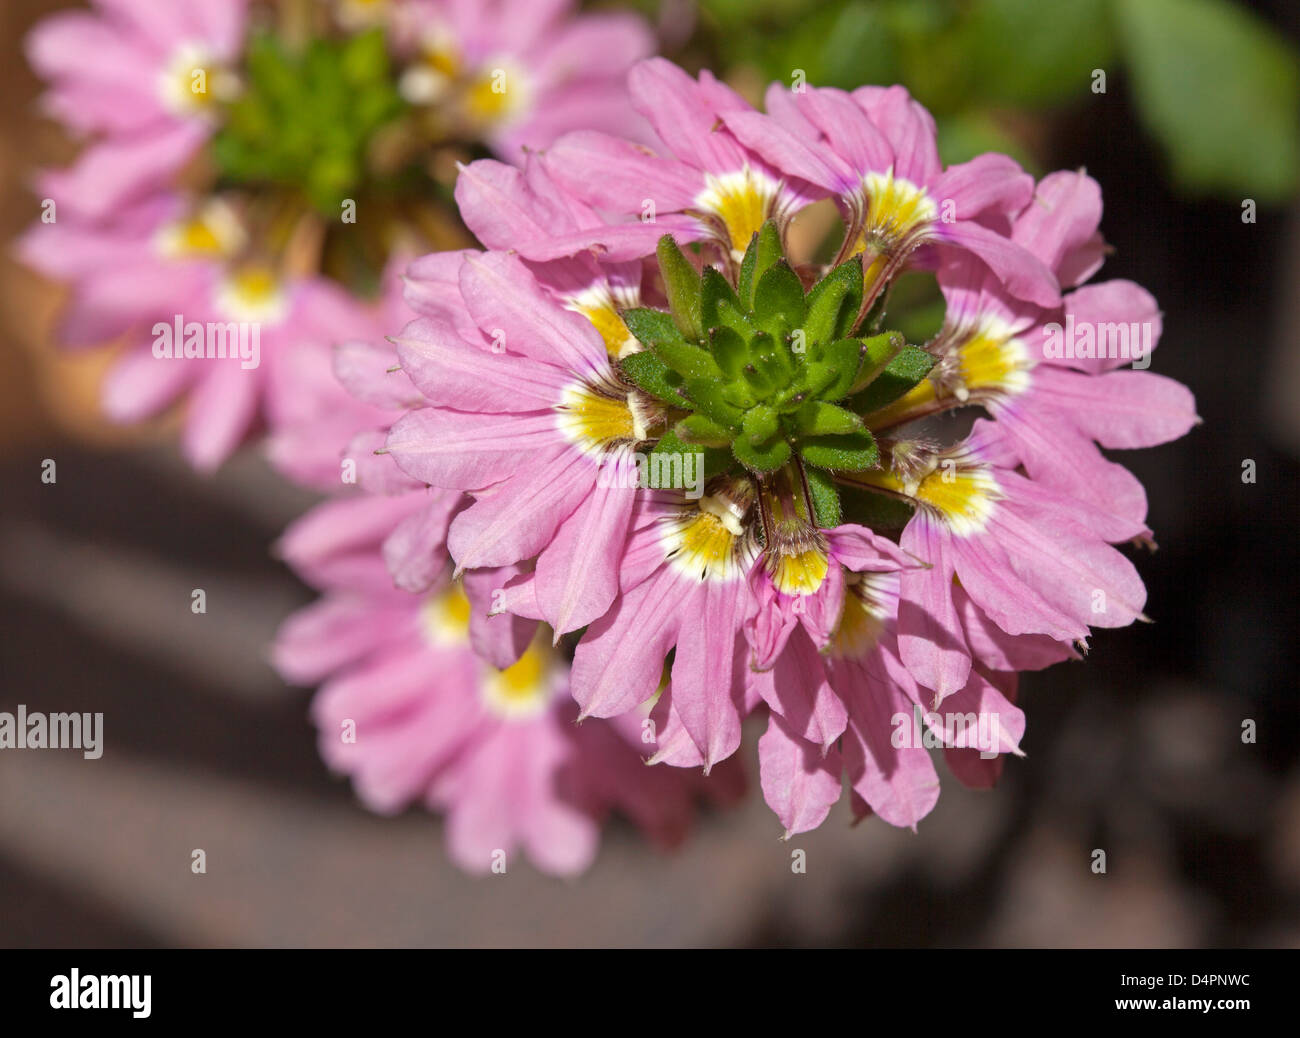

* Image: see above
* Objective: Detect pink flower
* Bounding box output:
[749,531,1065,833]
[362,62,1200,836]
[719,82,1060,308]
[264,256,422,491]
[384,249,653,637]
[274,492,731,875]
[20,190,381,471]
[868,170,1199,527]
[390,0,655,159]
[27,0,248,220]
[848,420,1152,700]
[541,58,817,265]
[20,0,658,475]
[495,483,761,772]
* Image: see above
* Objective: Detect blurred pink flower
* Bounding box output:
[274,492,737,875]
[26,0,248,220]
[391,0,656,158]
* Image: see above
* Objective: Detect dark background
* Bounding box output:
[0,0,1297,946]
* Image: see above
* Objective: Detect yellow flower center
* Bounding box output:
[158,44,236,116]
[854,170,937,256]
[856,459,1000,537]
[869,318,1033,429]
[463,69,517,123]
[565,285,640,359]
[155,200,246,261]
[421,584,473,646]
[555,382,644,455]
[217,263,289,324]
[956,322,1032,399]
[770,547,829,596]
[695,168,783,261]
[829,573,891,660]
[662,493,757,581]
[481,638,555,720]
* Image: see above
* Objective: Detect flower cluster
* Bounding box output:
[375,59,1198,835]
[18,0,652,471]
[20,0,1199,869]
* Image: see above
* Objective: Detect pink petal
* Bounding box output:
[543,129,702,213]
[932,153,1034,222]
[445,450,593,570]
[381,490,463,592]
[1011,170,1103,278]
[851,85,941,187]
[180,362,260,472]
[393,316,571,411]
[938,220,1061,308]
[898,516,972,700]
[1060,279,1163,373]
[532,475,637,635]
[458,251,608,379]
[669,578,746,770]
[464,564,539,669]
[385,407,562,489]
[840,658,941,830]
[1033,367,1199,449]
[758,713,843,837]
[571,569,683,719]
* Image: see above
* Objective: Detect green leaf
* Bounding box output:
[655,428,731,480]
[1117,0,1300,202]
[753,260,807,338]
[794,401,862,437]
[651,339,724,383]
[838,482,916,530]
[700,266,751,338]
[656,236,704,339]
[737,219,785,311]
[847,331,906,394]
[733,435,792,474]
[619,351,683,405]
[799,428,879,472]
[803,465,843,528]
[708,325,749,379]
[622,307,688,351]
[750,330,795,385]
[817,337,868,400]
[741,404,781,444]
[850,342,933,414]
[677,414,735,447]
[683,378,745,427]
[803,256,864,344]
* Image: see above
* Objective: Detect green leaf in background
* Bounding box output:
[1116,0,1300,202]
[955,0,1116,109]
[690,0,1299,204]
[212,29,407,213]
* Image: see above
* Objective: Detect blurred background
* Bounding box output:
[1,0,1298,946]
